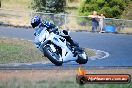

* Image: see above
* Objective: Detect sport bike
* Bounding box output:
[35,28,88,66]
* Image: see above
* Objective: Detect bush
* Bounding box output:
[31,0,66,13]
[78,0,130,18]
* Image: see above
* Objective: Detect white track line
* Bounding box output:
[89,49,110,60]
[97,50,110,59]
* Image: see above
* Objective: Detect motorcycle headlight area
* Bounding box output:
[78,52,87,59]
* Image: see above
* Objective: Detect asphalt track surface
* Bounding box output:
[0,26,132,69]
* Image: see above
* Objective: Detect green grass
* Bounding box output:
[0,44,21,53]
[0,38,45,64]
[0,43,45,64]
[0,38,95,64]
[0,77,131,88]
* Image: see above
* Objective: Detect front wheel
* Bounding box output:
[76,52,88,64]
[43,45,63,66]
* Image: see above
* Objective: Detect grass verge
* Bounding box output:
[0,38,45,64]
[0,69,132,88]
[0,38,95,64]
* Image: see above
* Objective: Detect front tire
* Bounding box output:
[76,53,88,64]
[44,45,63,66]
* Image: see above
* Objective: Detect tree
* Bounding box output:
[0,0,1,8]
[122,1,132,20]
[31,0,66,13]
[78,0,130,18]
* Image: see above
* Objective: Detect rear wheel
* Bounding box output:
[44,45,63,66]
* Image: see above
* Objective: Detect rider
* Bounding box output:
[31,16,78,52]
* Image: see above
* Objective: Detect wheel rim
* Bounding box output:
[47,47,62,61]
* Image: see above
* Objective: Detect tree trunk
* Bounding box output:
[0,0,1,8]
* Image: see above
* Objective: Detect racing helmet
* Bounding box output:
[31,16,42,28]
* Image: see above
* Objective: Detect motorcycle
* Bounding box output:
[35,28,88,66]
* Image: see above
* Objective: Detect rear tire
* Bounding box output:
[44,45,63,66]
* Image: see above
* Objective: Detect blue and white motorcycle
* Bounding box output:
[35,28,88,66]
